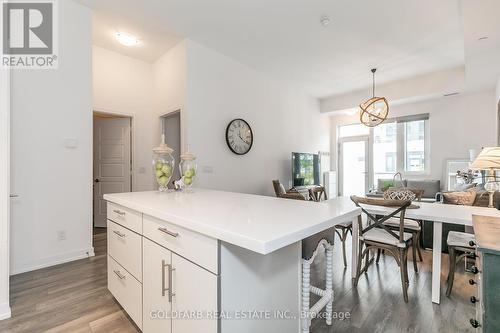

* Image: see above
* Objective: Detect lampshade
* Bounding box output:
[470,147,500,170]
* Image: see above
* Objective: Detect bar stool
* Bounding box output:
[276,192,335,332]
[301,230,335,333]
[334,221,352,267]
[446,231,476,296]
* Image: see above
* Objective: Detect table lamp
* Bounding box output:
[471,147,500,208]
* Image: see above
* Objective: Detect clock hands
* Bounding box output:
[238,131,250,146]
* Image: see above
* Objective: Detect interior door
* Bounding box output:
[143,238,172,333]
[339,136,369,197]
[172,253,218,333]
[93,117,131,228]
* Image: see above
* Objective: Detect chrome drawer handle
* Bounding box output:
[113,209,126,216]
[158,227,179,238]
[113,230,125,238]
[114,270,126,280]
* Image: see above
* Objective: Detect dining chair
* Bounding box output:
[446,231,476,296]
[272,180,305,200]
[350,196,414,302]
[381,188,424,271]
[308,186,327,202]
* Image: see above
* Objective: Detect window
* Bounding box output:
[338,114,429,191]
[373,122,397,185]
[404,120,426,172]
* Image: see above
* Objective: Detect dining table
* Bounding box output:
[323,197,500,304]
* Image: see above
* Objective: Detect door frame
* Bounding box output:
[92,109,133,232]
[160,108,184,153]
[0,66,11,319]
[93,108,134,190]
[338,135,371,196]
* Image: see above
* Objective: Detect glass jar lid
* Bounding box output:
[180,145,196,161]
[153,134,173,154]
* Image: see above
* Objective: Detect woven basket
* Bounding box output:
[383,173,416,201]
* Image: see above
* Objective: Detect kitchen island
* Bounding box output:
[104,189,360,333]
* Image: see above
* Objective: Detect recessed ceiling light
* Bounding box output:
[115,32,140,46]
[320,15,331,27]
[477,36,488,41]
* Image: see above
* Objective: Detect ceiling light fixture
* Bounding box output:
[320,15,331,27]
[359,68,389,127]
[115,32,140,46]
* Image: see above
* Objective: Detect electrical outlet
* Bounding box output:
[57,230,66,241]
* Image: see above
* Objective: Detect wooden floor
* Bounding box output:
[0,228,475,333]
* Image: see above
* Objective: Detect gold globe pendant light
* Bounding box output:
[359,68,389,127]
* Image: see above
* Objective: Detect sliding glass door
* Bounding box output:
[339,136,369,197]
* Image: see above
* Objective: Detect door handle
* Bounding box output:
[162,260,175,302]
[168,263,175,302]
[10,194,19,198]
[94,179,100,183]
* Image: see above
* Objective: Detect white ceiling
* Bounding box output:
[78,0,472,98]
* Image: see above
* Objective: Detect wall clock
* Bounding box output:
[225,119,253,155]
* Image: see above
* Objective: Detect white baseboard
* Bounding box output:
[0,302,11,320]
[10,247,95,276]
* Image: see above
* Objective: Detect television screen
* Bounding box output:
[292,152,321,187]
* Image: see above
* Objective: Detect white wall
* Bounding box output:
[0,40,11,321]
[496,77,500,143]
[10,0,93,274]
[329,90,497,188]
[184,41,330,195]
[92,46,155,191]
[152,41,187,150]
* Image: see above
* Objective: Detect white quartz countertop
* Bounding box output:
[104,189,361,255]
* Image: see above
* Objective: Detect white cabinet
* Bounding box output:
[143,238,172,333]
[142,238,218,333]
[108,220,143,282]
[108,255,143,329]
[171,253,218,333]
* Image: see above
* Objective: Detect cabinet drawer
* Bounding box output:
[143,215,219,274]
[108,220,142,282]
[107,202,142,234]
[108,255,143,330]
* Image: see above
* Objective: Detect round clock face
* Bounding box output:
[226,119,253,155]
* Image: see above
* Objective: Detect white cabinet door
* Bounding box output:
[172,254,218,333]
[143,239,172,333]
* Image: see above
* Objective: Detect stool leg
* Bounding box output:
[446,247,456,297]
[412,237,418,273]
[416,231,423,262]
[301,259,311,333]
[341,229,348,267]
[325,244,334,325]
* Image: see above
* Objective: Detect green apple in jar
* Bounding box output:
[155,169,164,178]
[184,169,195,178]
[155,161,163,170]
[161,164,172,175]
[158,176,168,186]
[183,176,192,186]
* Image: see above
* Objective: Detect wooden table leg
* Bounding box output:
[432,221,443,304]
[351,216,359,279]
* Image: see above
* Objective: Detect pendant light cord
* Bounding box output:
[372,68,376,98]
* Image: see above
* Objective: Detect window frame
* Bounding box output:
[337,114,430,190]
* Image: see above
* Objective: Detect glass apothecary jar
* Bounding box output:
[153,134,174,192]
[179,147,197,191]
